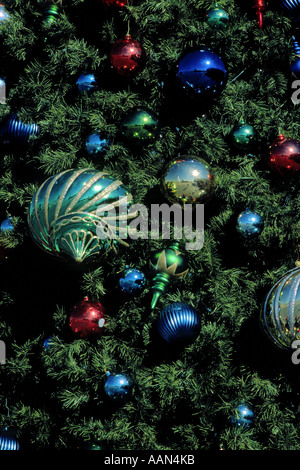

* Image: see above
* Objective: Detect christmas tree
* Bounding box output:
[0,0,300,452]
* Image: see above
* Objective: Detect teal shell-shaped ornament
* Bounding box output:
[27,168,136,263]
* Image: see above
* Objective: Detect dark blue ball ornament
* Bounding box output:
[119,267,146,295]
[85,133,111,156]
[0,429,20,450]
[236,209,264,239]
[176,49,227,99]
[76,73,98,93]
[43,336,54,351]
[157,302,201,344]
[1,114,40,144]
[230,403,255,428]
[0,216,13,232]
[104,372,133,401]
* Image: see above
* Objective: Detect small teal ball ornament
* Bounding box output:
[121,107,160,147]
[205,4,229,29]
[76,73,98,93]
[85,133,111,156]
[176,49,227,99]
[119,267,146,295]
[27,168,136,263]
[236,209,264,239]
[0,216,13,232]
[230,403,255,428]
[231,122,256,151]
[104,372,133,400]
[157,302,201,344]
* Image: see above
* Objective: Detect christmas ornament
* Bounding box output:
[0,114,40,144]
[42,4,60,24]
[291,37,300,79]
[281,0,300,21]
[260,266,300,350]
[0,77,6,104]
[69,296,107,338]
[236,209,264,239]
[118,266,146,295]
[176,49,227,99]
[231,121,256,151]
[85,133,111,156]
[0,3,10,22]
[27,168,137,263]
[150,242,189,309]
[253,0,266,28]
[76,73,98,93]
[157,302,201,344]
[205,4,229,29]
[102,0,127,7]
[230,403,255,427]
[121,108,159,146]
[160,156,216,207]
[43,336,54,351]
[104,371,133,400]
[0,429,19,450]
[110,35,146,78]
[0,216,13,232]
[268,134,300,175]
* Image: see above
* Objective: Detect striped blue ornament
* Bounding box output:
[1,114,39,144]
[0,429,19,450]
[157,302,201,343]
[281,0,300,20]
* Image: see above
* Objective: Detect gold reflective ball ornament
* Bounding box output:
[160,156,216,206]
[260,267,300,350]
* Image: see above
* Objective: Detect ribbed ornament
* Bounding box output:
[0,429,19,450]
[157,302,201,343]
[260,267,300,350]
[1,114,40,144]
[27,168,136,263]
[281,0,300,20]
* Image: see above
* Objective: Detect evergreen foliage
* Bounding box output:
[0,0,300,451]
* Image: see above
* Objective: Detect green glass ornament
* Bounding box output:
[231,121,256,151]
[150,242,189,309]
[205,4,229,29]
[121,108,159,147]
[27,168,136,263]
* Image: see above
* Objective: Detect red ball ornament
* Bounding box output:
[102,0,127,7]
[110,35,146,78]
[268,134,300,175]
[69,296,107,338]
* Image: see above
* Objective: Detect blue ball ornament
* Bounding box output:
[0,4,10,22]
[1,114,40,144]
[43,336,54,351]
[0,216,13,232]
[236,209,264,239]
[104,372,133,401]
[291,37,300,79]
[230,403,255,428]
[176,49,227,99]
[85,133,111,156]
[76,73,98,93]
[119,267,146,295]
[157,302,201,344]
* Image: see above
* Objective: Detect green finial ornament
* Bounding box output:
[205,4,230,29]
[43,4,60,24]
[150,242,189,309]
